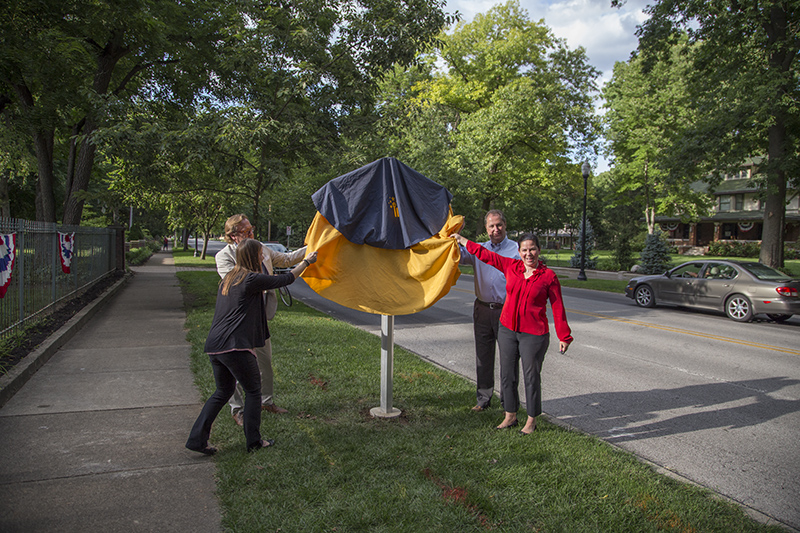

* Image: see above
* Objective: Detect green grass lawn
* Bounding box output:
[177,270,780,532]
[171,248,220,267]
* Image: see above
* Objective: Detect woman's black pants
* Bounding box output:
[186,350,263,451]
[497,325,549,417]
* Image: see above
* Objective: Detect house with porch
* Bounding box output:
[656,162,799,254]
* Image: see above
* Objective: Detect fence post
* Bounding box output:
[109,225,125,271]
[16,219,25,325]
[52,228,58,305]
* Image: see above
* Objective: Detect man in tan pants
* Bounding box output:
[215,214,307,424]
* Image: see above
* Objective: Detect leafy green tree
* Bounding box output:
[611,229,637,271]
[166,190,229,260]
[592,169,644,270]
[2,0,453,228]
[1,0,237,224]
[629,0,800,267]
[197,0,454,237]
[603,37,711,235]
[409,0,601,235]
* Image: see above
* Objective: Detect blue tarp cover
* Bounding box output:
[311,157,453,250]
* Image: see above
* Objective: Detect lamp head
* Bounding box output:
[581,161,591,178]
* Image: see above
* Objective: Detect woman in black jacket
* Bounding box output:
[186,238,318,454]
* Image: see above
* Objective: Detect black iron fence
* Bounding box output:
[0,218,120,341]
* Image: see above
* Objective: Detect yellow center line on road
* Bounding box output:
[567,308,800,355]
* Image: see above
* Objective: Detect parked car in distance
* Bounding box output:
[262,241,289,254]
[624,260,800,322]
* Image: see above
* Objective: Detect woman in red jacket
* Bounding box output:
[451,232,573,435]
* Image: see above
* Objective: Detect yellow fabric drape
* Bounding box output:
[302,210,464,315]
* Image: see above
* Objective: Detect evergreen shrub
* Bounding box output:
[569,219,598,269]
[639,231,671,274]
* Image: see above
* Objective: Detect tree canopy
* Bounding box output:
[373,0,602,235]
[603,36,711,234]
[1,0,453,232]
[630,0,800,267]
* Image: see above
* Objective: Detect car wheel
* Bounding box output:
[767,314,792,322]
[634,285,656,308]
[725,294,753,322]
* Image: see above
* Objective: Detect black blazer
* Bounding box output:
[204,272,295,353]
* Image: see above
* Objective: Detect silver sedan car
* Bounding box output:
[625,260,800,322]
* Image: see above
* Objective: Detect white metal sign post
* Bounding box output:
[370,314,402,418]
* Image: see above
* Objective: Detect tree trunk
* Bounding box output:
[643,160,654,234]
[62,121,99,225]
[201,233,210,260]
[0,169,10,217]
[62,33,129,225]
[759,6,791,269]
[12,82,57,222]
[759,122,786,268]
[33,128,57,223]
[645,206,655,235]
[65,120,85,199]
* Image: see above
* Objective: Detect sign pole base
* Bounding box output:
[371,314,401,419]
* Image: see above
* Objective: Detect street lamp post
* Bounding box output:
[577,162,590,281]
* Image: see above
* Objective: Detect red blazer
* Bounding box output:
[466,240,573,344]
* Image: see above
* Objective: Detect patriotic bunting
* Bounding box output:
[59,232,75,274]
[0,233,16,298]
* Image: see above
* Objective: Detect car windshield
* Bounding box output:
[739,262,791,280]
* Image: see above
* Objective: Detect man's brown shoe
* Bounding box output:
[232,411,244,426]
[471,405,487,412]
[262,404,288,414]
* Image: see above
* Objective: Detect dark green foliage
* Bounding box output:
[611,227,638,271]
[125,242,161,266]
[639,230,671,274]
[707,241,761,258]
[569,218,598,269]
[127,224,145,241]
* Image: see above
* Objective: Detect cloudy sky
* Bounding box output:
[442,0,653,170]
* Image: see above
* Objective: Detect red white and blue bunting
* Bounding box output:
[0,233,17,298]
[59,232,75,274]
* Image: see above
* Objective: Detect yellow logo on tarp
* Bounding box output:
[388,197,399,218]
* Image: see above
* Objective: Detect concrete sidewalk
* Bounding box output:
[0,251,221,532]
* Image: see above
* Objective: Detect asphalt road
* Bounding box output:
[286,273,800,531]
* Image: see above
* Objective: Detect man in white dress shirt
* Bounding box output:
[458,210,520,411]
